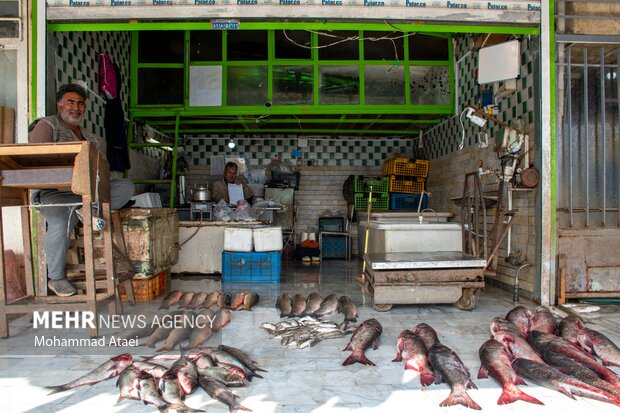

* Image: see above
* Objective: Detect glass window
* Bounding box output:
[138,31,184,63]
[365,65,405,105]
[228,31,268,61]
[319,65,359,105]
[227,66,268,106]
[190,31,222,61]
[409,66,450,105]
[409,35,449,61]
[318,31,359,60]
[0,20,19,38]
[275,30,311,60]
[273,66,313,105]
[138,68,184,105]
[0,1,19,17]
[363,31,404,61]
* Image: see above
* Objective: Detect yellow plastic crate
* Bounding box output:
[382,158,429,178]
[388,175,425,194]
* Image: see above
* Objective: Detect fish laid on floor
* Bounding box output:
[429,343,481,410]
[492,329,544,363]
[188,291,209,310]
[290,294,307,317]
[489,317,522,337]
[276,293,292,317]
[218,345,267,373]
[170,356,199,395]
[115,366,141,404]
[204,291,221,309]
[136,371,170,411]
[262,317,354,349]
[412,322,440,350]
[199,376,252,413]
[478,339,543,405]
[528,306,558,335]
[159,370,205,412]
[338,295,358,322]
[342,318,382,366]
[230,292,247,311]
[559,315,585,346]
[315,293,340,317]
[392,329,434,386]
[506,306,532,338]
[160,290,184,310]
[211,308,232,332]
[131,361,168,379]
[242,292,259,310]
[577,327,620,368]
[512,358,620,407]
[47,353,133,395]
[218,292,233,309]
[304,292,322,316]
[178,291,196,309]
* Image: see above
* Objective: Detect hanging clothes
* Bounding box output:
[99,54,130,172]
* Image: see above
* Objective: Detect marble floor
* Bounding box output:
[1,258,620,413]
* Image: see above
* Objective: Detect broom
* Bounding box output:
[356,186,373,284]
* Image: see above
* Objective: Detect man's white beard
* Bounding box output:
[61,112,82,126]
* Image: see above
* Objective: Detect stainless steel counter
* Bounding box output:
[365,251,486,270]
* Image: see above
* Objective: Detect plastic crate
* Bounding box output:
[321,235,348,259]
[352,176,389,194]
[389,193,428,211]
[382,158,430,178]
[353,193,390,211]
[388,175,425,194]
[222,251,281,283]
[319,217,345,232]
[120,269,167,302]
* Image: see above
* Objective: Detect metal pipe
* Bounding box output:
[507,189,513,257]
[568,45,573,227]
[617,48,620,228]
[584,47,590,227]
[600,47,606,227]
[514,263,533,304]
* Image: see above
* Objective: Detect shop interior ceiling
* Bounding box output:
[50,21,539,141]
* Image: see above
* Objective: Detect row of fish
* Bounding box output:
[482,305,620,409]
[161,290,259,311]
[276,292,358,321]
[116,309,232,351]
[47,345,264,413]
[261,316,356,349]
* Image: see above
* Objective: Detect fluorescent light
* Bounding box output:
[146,137,161,144]
[466,108,487,128]
[227,138,236,149]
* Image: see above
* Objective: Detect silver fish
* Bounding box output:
[197,366,248,387]
[198,376,252,413]
[315,293,340,317]
[218,291,233,309]
[188,291,209,310]
[304,292,322,315]
[559,315,585,346]
[577,327,620,368]
[342,318,382,366]
[136,371,168,410]
[212,308,232,332]
[218,345,266,372]
[47,353,133,395]
[506,305,533,338]
[156,326,193,352]
[412,323,440,350]
[393,330,434,386]
[160,290,184,309]
[429,343,481,410]
[185,325,213,350]
[528,305,558,335]
[131,361,169,379]
[115,366,141,403]
[170,356,199,395]
[159,370,204,412]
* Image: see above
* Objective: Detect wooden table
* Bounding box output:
[0,142,115,337]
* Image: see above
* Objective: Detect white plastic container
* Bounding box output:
[367,222,462,254]
[253,227,283,252]
[224,227,254,252]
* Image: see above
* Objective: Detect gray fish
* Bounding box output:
[218,292,233,309]
[170,356,199,395]
[393,330,434,386]
[513,358,620,407]
[541,347,620,398]
[528,306,558,335]
[489,316,521,337]
[115,366,141,404]
[47,353,133,395]
[178,291,196,309]
[185,325,213,350]
[131,361,168,379]
[204,291,221,309]
[197,366,248,387]
[230,292,247,311]
[412,323,440,350]
[242,292,259,310]
[158,370,205,412]
[304,292,322,315]
[342,318,382,366]
[315,293,340,317]
[198,376,252,413]
[492,329,544,363]
[136,371,169,410]
[218,344,267,372]
[429,343,481,410]
[477,339,543,405]
[160,290,184,309]
[577,327,620,368]
[528,330,620,387]
[156,326,193,352]
[212,308,232,332]
[188,291,209,310]
[195,354,216,369]
[201,348,263,380]
[506,305,533,338]
[114,323,159,344]
[559,315,585,346]
[338,295,358,322]
[276,293,293,317]
[290,294,307,317]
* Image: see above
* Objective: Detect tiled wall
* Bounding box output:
[185,136,415,167]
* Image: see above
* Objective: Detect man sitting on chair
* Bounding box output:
[28,83,135,297]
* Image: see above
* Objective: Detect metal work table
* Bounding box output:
[364,251,486,312]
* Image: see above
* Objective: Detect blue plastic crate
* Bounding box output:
[389,193,428,211]
[321,235,348,259]
[222,251,281,283]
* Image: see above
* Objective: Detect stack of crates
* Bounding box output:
[382,157,430,210]
[351,175,390,211]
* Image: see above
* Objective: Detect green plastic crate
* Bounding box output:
[352,176,389,194]
[353,193,390,210]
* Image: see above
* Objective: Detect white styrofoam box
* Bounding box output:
[367,222,462,254]
[253,226,283,252]
[224,227,254,252]
[131,192,162,208]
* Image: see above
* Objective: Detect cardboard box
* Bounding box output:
[0,107,15,144]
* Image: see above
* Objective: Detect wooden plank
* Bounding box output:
[558,254,566,304]
[1,168,73,189]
